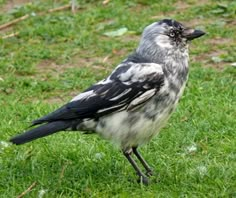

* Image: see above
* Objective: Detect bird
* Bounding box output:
[10,19,205,185]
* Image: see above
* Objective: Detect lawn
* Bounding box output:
[0,0,235,197]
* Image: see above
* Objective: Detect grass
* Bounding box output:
[0,0,235,197]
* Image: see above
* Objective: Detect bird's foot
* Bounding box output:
[137,174,149,185]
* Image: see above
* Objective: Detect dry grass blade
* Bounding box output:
[17,182,37,198]
[0,15,29,31]
[48,4,71,13]
[0,4,72,31]
[58,161,71,185]
[1,32,19,39]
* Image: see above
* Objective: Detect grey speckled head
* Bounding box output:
[136,19,205,63]
[143,19,205,44]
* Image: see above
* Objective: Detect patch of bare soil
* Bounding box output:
[191,54,229,70]
[128,3,148,13]
[43,95,66,104]
[174,0,210,11]
[182,18,212,27]
[0,0,31,12]
[174,1,190,10]
[70,48,129,72]
[207,38,233,45]
[195,36,235,70]
[150,0,211,20]
[121,34,139,43]
[185,18,234,70]
[36,60,72,76]
[70,56,107,70]
[191,48,230,71]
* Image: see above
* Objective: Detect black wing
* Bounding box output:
[32,62,164,125]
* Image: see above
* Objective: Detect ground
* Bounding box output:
[0,0,235,197]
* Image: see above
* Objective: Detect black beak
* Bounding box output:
[183,28,205,40]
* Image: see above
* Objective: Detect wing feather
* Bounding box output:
[32,62,164,125]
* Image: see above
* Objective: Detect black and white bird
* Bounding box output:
[10,19,205,185]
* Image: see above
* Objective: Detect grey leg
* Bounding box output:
[123,150,149,185]
[132,147,153,176]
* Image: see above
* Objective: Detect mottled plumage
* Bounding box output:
[10,19,205,185]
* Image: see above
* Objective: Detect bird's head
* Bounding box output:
[142,19,205,48]
[137,19,205,62]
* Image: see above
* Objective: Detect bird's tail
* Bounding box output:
[10,121,71,145]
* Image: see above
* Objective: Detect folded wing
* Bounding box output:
[32,62,165,125]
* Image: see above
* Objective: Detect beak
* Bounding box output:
[183,28,205,40]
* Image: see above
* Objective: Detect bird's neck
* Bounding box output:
[136,44,189,84]
[136,42,166,64]
[137,40,188,63]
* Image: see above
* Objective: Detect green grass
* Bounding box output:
[0,0,235,197]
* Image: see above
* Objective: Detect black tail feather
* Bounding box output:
[10,121,71,145]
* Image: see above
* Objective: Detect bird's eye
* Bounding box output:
[169,31,176,37]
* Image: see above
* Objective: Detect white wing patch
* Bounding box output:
[97,77,112,85]
[119,63,163,83]
[127,88,156,110]
[97,104,125,114]
[70,61,164,117]
[109,88,132,101]
[71,90,96,102]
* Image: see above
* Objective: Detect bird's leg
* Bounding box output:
[132,147,153,177]
[123,150,149,185]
